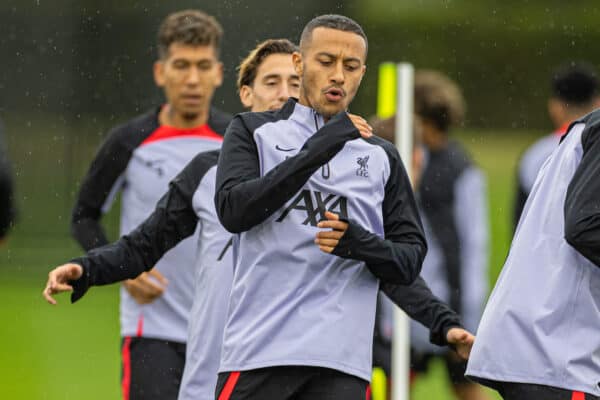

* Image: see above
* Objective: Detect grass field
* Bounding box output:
[0,117,541,399]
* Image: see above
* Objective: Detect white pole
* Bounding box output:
[391,62,414,400]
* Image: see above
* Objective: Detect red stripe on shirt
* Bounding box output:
[121,337,132,400]
[140,124,223,147]
[217,371,241,400]
[572,391,585,400]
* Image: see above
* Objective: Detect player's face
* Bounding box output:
[294,27,366,119]
[240,53,300,112]
[154,43,223,119]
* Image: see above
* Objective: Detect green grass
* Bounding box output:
[0,119,541,399]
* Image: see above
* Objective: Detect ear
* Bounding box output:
[215,61,224,88]
[153,60,165,87]
[292,51,303,76]
[239,85,253,109]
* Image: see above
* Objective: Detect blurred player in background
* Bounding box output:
[409,70,491,400]
[369,113,476,400]
[514,62,600,228]
[69,10,230,400]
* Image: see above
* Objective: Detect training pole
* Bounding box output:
[376,62,414,400]
[392,63,414,400]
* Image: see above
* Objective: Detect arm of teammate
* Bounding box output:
[564,123,600,267]
[70,125,136,251]
[214,112,372,233]
[44,158,203,304]
[380,278,474,360]
[315,145,427,285]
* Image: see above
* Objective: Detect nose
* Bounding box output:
[187,67,200,85]
[330,61,345,85]
[278,83,292,101]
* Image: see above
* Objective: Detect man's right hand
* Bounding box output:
[123,269,168,305]
[347,113,373,139]
[43,263,83,305]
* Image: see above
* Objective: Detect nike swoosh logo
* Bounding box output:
[275,145,296,152]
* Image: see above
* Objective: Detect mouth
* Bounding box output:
[323,87,346,103]
[268,100,287,111]
[180,94,203,105]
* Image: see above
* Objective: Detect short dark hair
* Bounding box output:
[157,10,223,59]
[237,39,298,90]
[299,14,368,55]
[551,62,599,105]
[414,70,466,133]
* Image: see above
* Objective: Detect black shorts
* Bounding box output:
[494,382,599,400]
[410,350,469,385]
[121,336,186,400]
[215,366,369,400]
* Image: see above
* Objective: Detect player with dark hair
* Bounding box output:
[237,39,300,111]
[467,110,600,399]
[408,70,491,400]
[514,62,600,227]
[212,14,427,399]
[69,9,230,400]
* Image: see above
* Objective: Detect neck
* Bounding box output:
[160,104,209,128]
[298,91,332,122]
[424,130,448,151]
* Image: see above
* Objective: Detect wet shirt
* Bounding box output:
[71,107,230,342]
[70,150,233,400]
[467,112,600,396]
[214,98,427,381]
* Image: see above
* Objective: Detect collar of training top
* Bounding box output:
[281,97,328,131]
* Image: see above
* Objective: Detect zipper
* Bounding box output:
[313,110,330,180]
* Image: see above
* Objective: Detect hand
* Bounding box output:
[315,211,349,253]
[43,263,83,305]
[123,269,168,305]
[347,113,373,139]
[446,327,475,360]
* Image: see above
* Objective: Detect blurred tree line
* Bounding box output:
[2,0,600,130]
[1,0,599,241]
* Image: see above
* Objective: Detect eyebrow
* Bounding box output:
[315,52,362,64]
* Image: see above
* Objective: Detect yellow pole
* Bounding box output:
[377,62,397,118]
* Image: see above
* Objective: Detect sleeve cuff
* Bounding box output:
[68,259,90,303]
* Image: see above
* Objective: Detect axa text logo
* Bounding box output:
[276,190,348,226]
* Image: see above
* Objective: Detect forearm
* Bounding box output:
[71,216,110,251]
[215,113,359,233]
[69,183,199,302]
[332,220,425,285]
[381,277,462,346]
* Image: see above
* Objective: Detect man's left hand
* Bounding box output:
[315,211,348,253]
[446,327,475,360]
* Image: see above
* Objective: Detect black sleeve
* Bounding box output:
[0,122,15,238]
[215,112,360,233]
[68,152,214,302]
[564,123,600,268]
[70,122,150,251]
[513,175,528,232]
[380,277,462,346]
[331,141,427,285]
